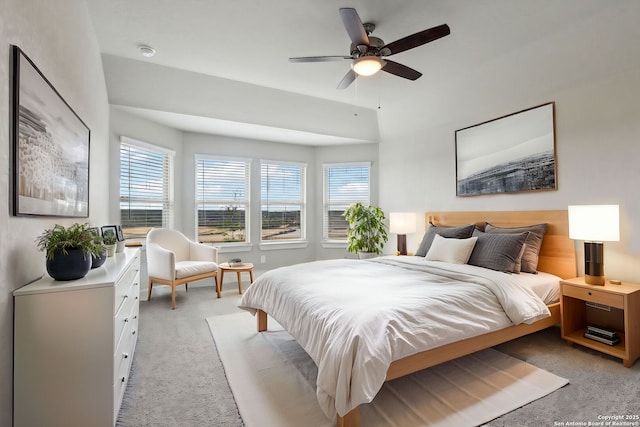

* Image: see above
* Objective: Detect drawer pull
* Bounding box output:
[134,282,139,286]
[121,376,126,383]
[133,315,138,320]
[123,353,129,359]
[124,295,129,299]
[124,318,129,323]
[588,292,592,295]
[132,330,136,336]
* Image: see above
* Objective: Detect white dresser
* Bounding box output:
[13,248,140,427]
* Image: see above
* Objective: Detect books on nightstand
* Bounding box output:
[584,325,621,346]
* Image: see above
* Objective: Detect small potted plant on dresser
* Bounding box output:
[102,230,117,257]
[342,202,389,259]
[36,223,105,281]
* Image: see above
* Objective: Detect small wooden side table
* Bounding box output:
[218,262,254,298]
[560,277,640,367]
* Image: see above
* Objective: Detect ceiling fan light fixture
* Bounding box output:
[351,56,384,76]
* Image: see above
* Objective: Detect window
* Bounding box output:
[323,163,370,241]
[195,156,250,244]
[261,161,306,242]
[120,137,174,238]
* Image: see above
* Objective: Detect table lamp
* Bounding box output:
[390,212,417,256]
[568,205,620,285]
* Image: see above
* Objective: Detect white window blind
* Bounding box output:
[120,139,174,237]
[323,163,370,240]
[261,161,306,241]
[196,156,250,244]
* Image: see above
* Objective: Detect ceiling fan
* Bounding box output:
[289,7,450,89]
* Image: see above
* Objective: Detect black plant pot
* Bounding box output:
[46,248,92,281]
[91,250,107,269]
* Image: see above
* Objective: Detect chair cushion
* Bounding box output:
[175,261,218,279]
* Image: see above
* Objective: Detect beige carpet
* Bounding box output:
[207,312,568,427]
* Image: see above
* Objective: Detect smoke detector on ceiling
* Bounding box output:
[139,45,156,58]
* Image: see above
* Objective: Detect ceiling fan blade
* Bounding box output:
[339,8,369,47]
[382,60,422,81]
[337,69,358,89]
[289,56,352,63]
[382,24,450,56]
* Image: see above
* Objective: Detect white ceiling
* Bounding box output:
[86,0,610,143]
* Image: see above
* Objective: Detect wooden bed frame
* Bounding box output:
[255,210,576,427]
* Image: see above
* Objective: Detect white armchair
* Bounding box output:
[146,228,219,309]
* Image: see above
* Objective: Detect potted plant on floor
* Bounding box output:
[36,223,105,281]
[342,202,388,258]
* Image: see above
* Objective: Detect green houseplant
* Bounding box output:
[36,223,104,280]
[342,202,389,257]
[102,230,117,257]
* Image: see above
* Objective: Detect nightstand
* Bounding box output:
[560,277,640,367]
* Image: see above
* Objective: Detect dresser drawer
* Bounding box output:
[114,255,140,312]
[114,302,138,387]
[114,271,140,345]
[563,284,624,309]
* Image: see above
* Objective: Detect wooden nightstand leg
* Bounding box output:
[623,359,632,368]
[237,271,243,294]
[249,269,254,283]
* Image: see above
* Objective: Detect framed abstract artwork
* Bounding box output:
[10,45,90,217]
[455,102,556,197]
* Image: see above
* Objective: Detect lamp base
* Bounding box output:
[397,234,407,256]
[584,274,605,286]
[584,241,605,286]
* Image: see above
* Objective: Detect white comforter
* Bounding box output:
[238,256,551,419]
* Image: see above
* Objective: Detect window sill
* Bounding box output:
[322,240,347,249]
[212,243,253,254]
[259,241,308,251]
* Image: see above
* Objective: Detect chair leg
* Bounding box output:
[171,284,176,310]
[185,283,188,292]
[147,280,153,301]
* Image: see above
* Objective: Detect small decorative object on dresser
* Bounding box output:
[560,277,640,367]
[101,228,117,257]
[35,223,105,280]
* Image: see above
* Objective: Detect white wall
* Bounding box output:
[377,3,640,282]
[0,0,110,423]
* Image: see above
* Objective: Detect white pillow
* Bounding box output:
[425,234,478,264]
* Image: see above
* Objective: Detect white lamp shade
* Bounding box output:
[568,204,620,242]
[390,212,417,234]
[351,57,385,76]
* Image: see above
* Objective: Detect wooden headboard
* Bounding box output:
[425,210,576,279]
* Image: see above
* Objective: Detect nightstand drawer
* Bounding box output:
[563,284,624,309]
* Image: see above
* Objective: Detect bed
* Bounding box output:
[239,210,576,427]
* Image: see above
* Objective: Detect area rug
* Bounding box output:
[207,312,568,427]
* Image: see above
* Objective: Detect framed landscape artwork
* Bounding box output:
[11,45,90,217]
[455,102,556,197]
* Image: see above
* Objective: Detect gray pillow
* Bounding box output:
[415,223,476,257]
[468,230,529,273]
[484,222,547,273]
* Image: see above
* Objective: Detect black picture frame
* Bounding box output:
[455,102,557,197]
[101,225,118,241]
[10,45,90,217]
[115,225,124,241]
[102,225,125,242]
